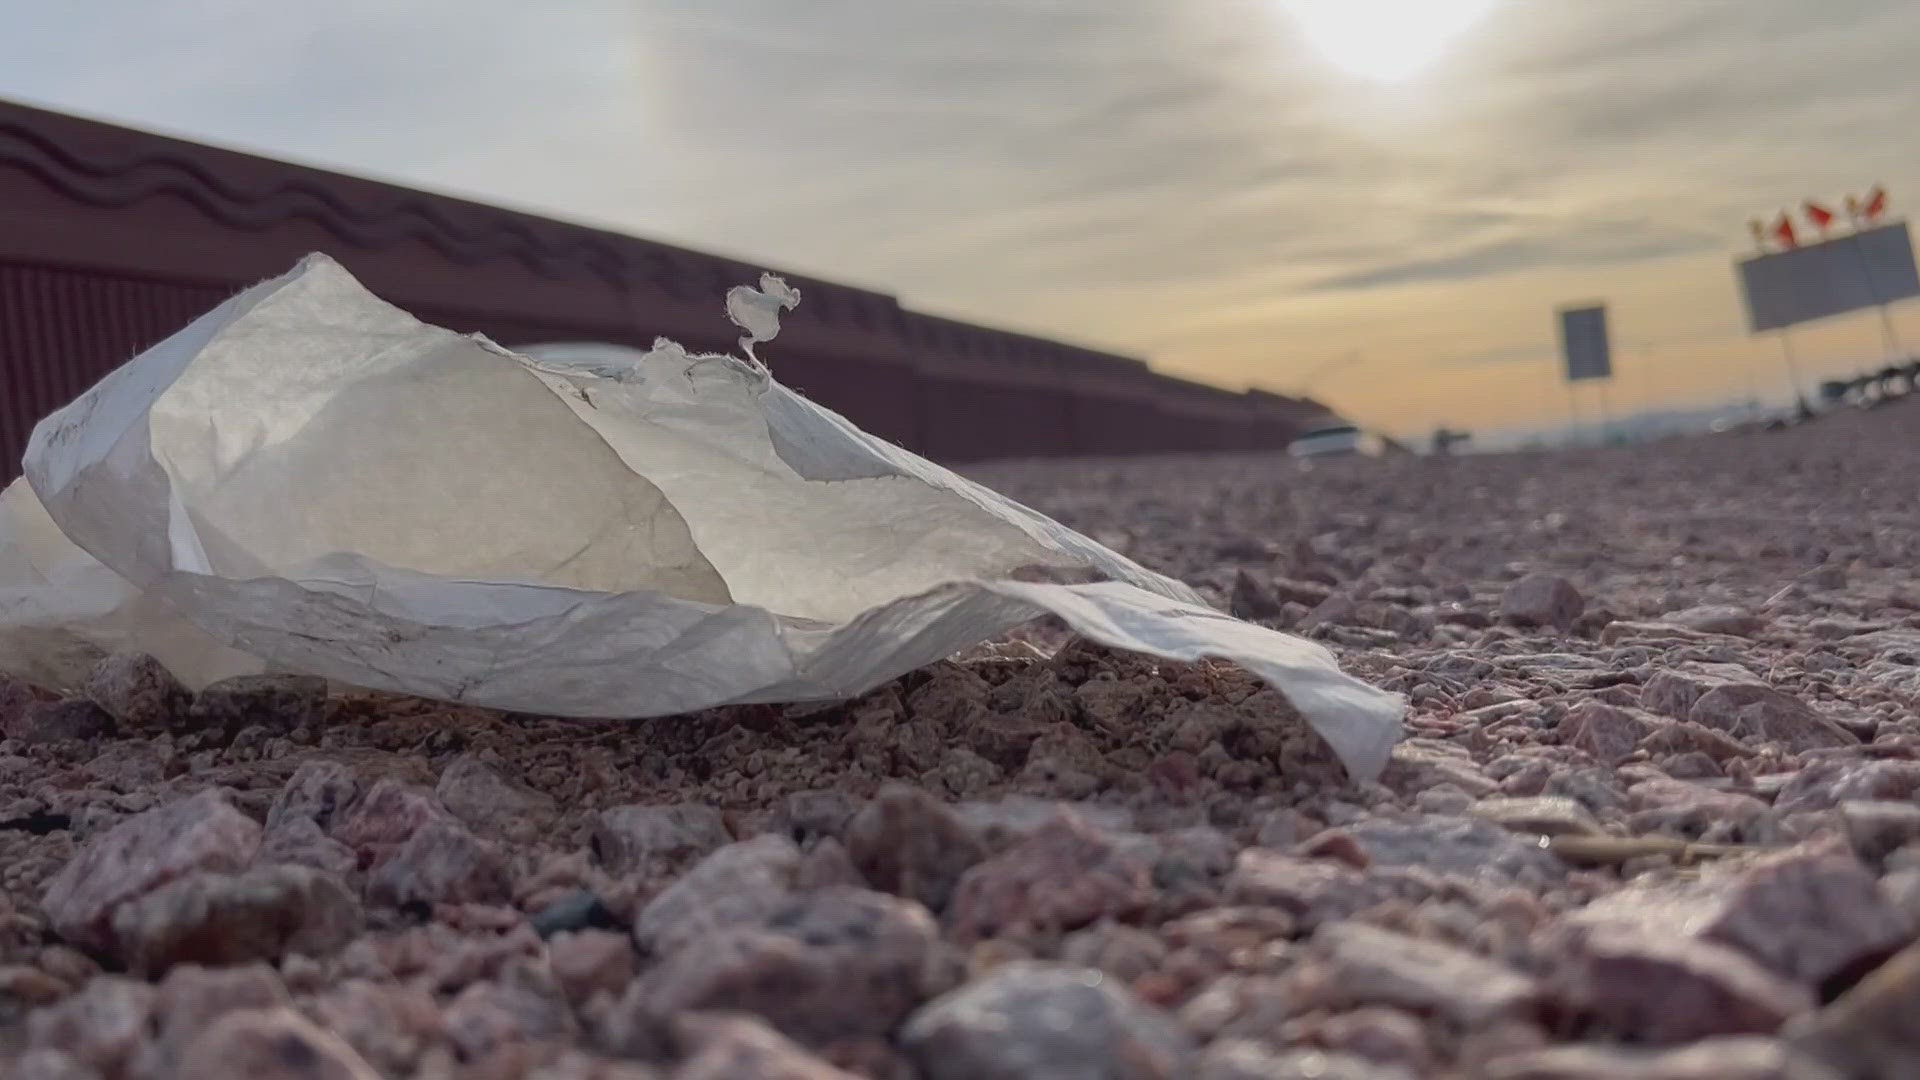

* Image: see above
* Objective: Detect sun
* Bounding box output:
[1284,0,1495,81]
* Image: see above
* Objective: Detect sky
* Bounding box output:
[6,0,1920,437]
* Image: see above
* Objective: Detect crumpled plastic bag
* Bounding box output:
[0,253,1402,777]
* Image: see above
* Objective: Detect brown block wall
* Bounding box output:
[0,98,1337,479]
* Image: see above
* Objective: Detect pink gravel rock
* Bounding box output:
[328,779,450,869]
[1342,814,1567,885]
[0,965,70,1016]
[1177,974,1298,1043]
[442,975,578,1058]
[844,784,988,914]
[0,671,35,724]
[436,753,559,844]
[1383,742,1499,797]
[41,788,262,953]
[1571,842,1912,987]
[1270,577,1337,607]
[1300,923,1541,1027]
[1199,1042,1408,1080]
[1841,801,1920,863]
[1774,759,1920,815]
[793,836,865,890]
[366,818,512,908]
[1485,1037,1831,1080]
[1787,939,1920,1079]
[1665,606,1767,637]
[1072,679,1148,735]
[140,963,291,1075]
[7,699,115,744]
[1641,664,1769,719]
[1559,702,1656,764]
[1799,564,1849,592]
[187,674,328,735]
[1225,850,1377,930]
[763,789,861,845]
[672,1014,862,1080]
[174,1007,381,1080]
[1303,594,1361,628]
[1501,574,1585,629]
[1229,569,1285,621]
[1471,797,1602,837]
[9,1050,103,1080]
[902,961,1195,1080]
[266,759,363,834]
[1164,905,1299,962]
[532,1051,665,1079]
[948,814,1155,943]
[109,864,361,974]
[1547,927,1814,1043]
[1060,922,1171,984]
[1297,828,1371,868]
[591,803,733,879]
[1313,1006,1435,1073]
[1626,779,1776,844]
[548,929,636,1006]
[1688,684,1858,752]
[1637,720,1753,763]
[636,887,957,1046]
[302,979,447,1076]
[635,835,804,957]
[255,816,359,877]
[24,977,157,1076]
[83,652,190,733]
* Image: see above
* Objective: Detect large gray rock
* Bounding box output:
[592,802,732,879]
[844,784,986,914]
[174,1008,381,1080]
[902,962,1195,1080]
[435,754,558,844]
[1304,923,1541,1027]
[1572,842,1911,987]
[42,790,262,954]
[111,865,361,975]
[1501,574,1585,629]
[948,814,1154,943]
[636,887,956,1045]
[1548,927,1814,1043]
[635,835,803,957]
[365,819,511,908]
[83,652,190,734]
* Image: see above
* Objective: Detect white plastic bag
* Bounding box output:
[0,254,1402,776]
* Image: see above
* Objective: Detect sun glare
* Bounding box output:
[1285,0,1495,81]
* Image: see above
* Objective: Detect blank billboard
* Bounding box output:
[1738,222,1920,333]
[1558,305,1612,383]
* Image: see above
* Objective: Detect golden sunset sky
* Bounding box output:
[6,0,1920,437]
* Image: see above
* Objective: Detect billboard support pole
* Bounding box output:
[1875,304,1903,361]
[1845,229,1906,368]
[1778,331,1813,418]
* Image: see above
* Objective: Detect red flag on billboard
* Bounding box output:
[1773,214,1798,249]
[1863,185,1889,222]
[1804,200,1835,232]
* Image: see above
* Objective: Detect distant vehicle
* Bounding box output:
[1287,423,1370,458]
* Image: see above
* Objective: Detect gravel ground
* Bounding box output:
[3,398,1920,1079]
